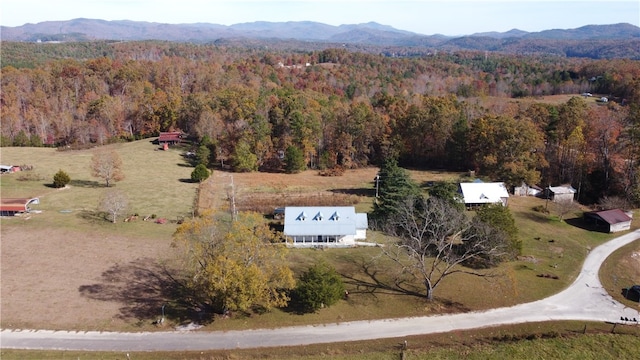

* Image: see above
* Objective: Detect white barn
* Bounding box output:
[283,206,368,247]
[459,182,509,208]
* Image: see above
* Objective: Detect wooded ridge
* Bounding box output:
[2,20,639,59]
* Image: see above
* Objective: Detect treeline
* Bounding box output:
[1,42,639,204]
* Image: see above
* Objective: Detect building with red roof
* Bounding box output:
[0,197,40,216]
[584,209,632,233]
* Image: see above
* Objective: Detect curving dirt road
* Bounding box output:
[2,229,639,351]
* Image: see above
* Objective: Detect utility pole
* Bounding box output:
[375,175,380,198]
[229,174,236,221]
[218,173,237,221]
[545,184,550,212]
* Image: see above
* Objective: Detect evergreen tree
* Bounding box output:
[284,145,305,173]
[475,204,521,257]
[371,157,420,222]
[13,130,30,147]
[428,181,464,211]
[52,169,71,188]
[195,144,211,167]
[30,134,44,147]
[191,164,210,183]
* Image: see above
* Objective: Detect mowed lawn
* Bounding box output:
[1,140,198,226]
[1,140,638,333]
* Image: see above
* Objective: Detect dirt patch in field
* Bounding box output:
[197,168,381,214]
[0,225,172,330]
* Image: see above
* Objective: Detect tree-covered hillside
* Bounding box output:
[2,41,639,205]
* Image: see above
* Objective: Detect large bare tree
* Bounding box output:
[91,149,125,187]
[382,196,510,300]
[99,189,128,223]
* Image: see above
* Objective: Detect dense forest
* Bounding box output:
[1,41,639,205]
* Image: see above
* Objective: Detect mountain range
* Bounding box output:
[2,19,639,59]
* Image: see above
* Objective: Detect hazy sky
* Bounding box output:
[1,0,638,36]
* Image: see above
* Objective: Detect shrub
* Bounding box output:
[294,262,345,313]
[191,164,210,183]
[52,169,71,188]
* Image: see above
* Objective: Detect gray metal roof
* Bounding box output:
[283,206,365,236]
[549,185,577,194]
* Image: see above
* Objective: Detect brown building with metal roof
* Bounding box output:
[583,209,632,233]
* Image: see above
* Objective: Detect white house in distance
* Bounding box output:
[459,182,509,208]
[283,206,368,247]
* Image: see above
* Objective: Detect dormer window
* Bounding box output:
[313,212,324,221]
[297,211,307,221]
[330,212,340,221]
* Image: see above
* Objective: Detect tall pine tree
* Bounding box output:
[371,157,420,222]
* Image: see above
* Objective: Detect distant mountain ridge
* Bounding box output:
[2,19,639,59]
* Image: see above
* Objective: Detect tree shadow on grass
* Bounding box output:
[516,210,551,224]
[77,209,110,223]
[69,179,103,188]
[339,257,424,298]
[78,258,213,326]
[179,178,198,183]
[337,256,471,313]
[329,187,374,197]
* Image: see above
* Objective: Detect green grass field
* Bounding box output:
[1,141,198,236]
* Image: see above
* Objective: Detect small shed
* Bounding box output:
[583,209,632,233]
[0,197,40,216]
[513,183,542,197]
[546,185,576,202]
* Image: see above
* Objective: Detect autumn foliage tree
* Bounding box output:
[468,115,546,188]
[91,149,125,187]
[172,212,295,315]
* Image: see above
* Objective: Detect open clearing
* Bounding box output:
[1,141,638,333]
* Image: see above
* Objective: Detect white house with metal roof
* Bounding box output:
[283,206,368,247]
[459,182,509,208]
